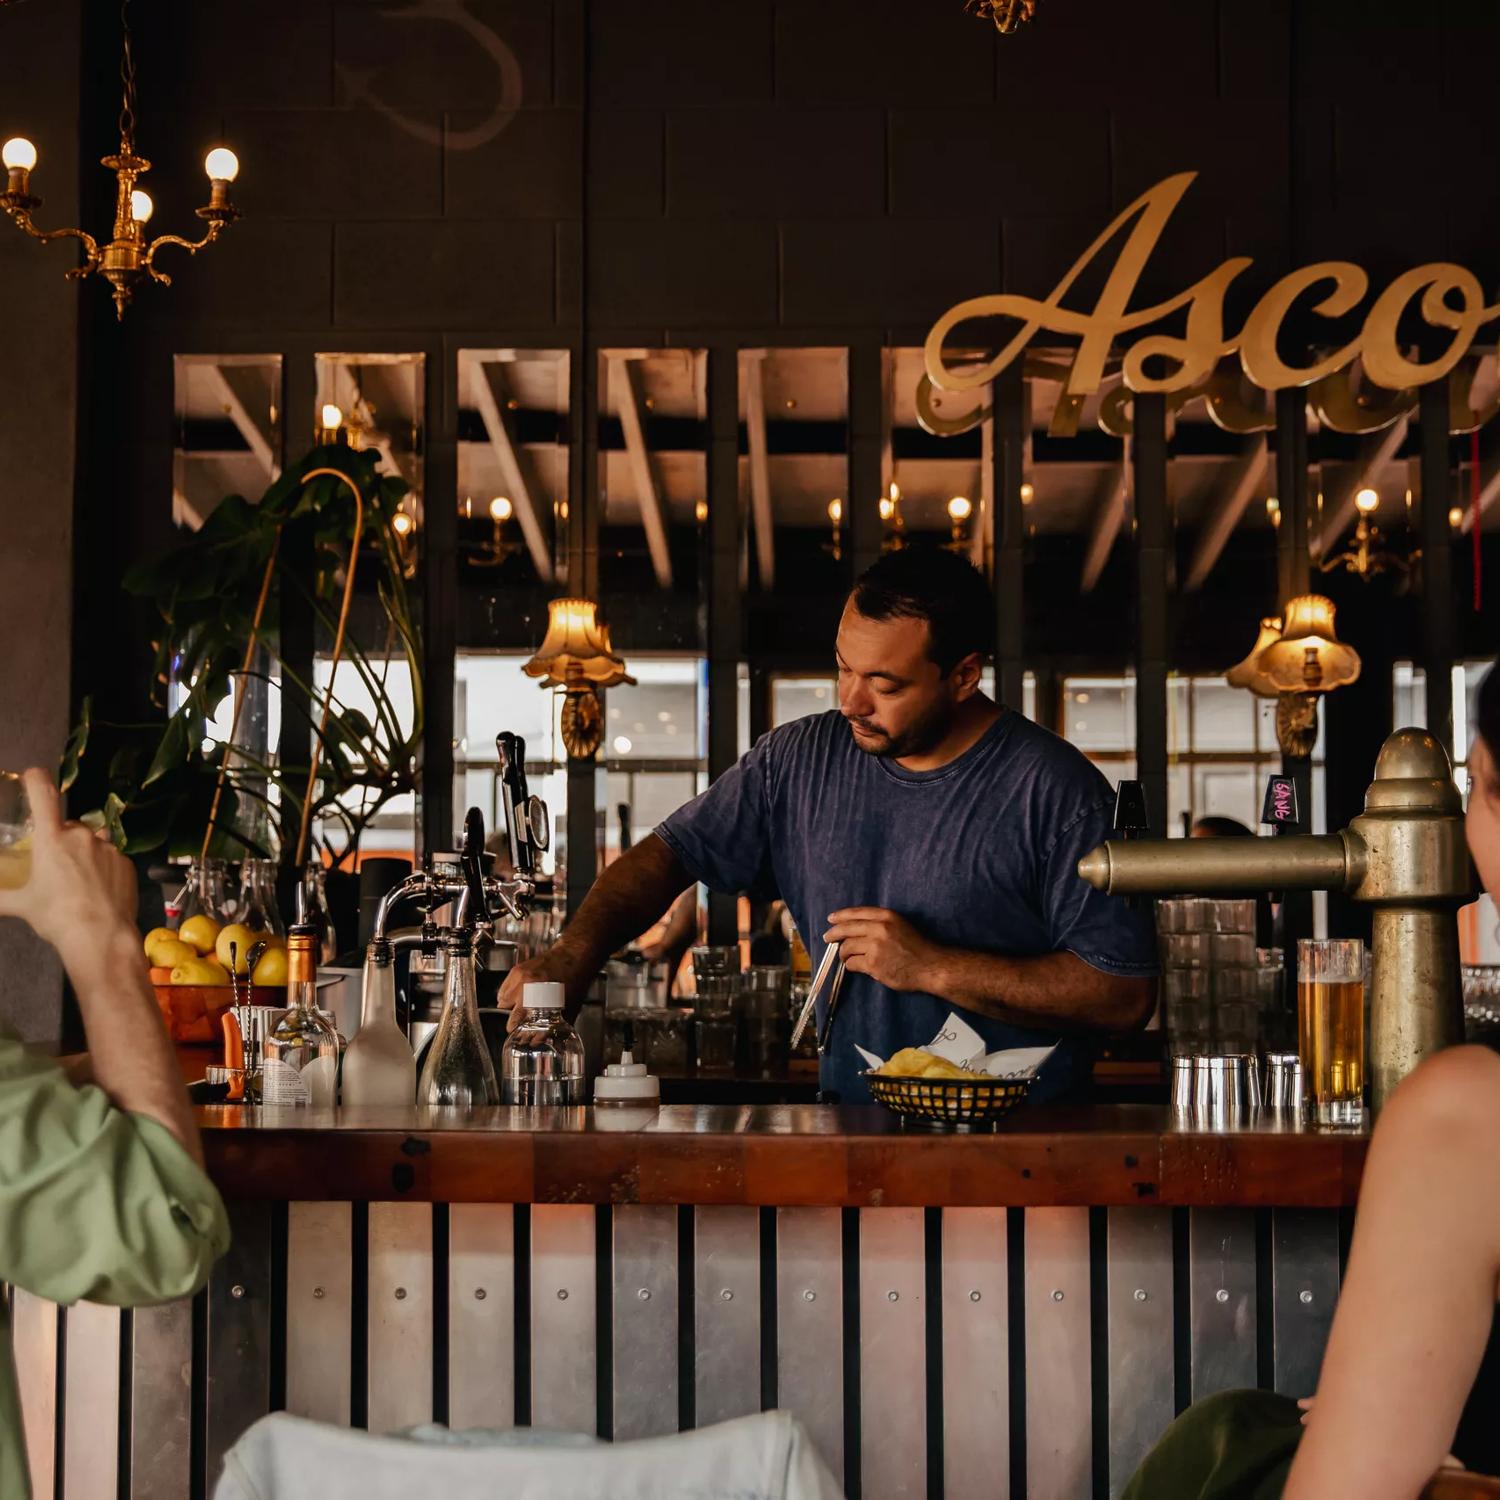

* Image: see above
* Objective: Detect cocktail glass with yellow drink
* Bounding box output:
[0,773,32,890]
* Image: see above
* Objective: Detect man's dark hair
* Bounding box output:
[1191,815,1254,838]
[850,545,995,674]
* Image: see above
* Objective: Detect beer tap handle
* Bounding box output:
[1260,773,1301,905]
[1112,780,1150,909]
[496,731,534,878]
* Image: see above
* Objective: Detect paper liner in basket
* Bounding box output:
[855,1010,1057,1079]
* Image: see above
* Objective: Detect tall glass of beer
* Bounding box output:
[0,773,32,890]
[1297,938,1365,1124]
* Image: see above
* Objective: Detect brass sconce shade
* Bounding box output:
[1255,594,1361,694]
[1224,617,1282,698]
[523,598,636,759]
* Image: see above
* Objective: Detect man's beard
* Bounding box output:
[845,699,956,760]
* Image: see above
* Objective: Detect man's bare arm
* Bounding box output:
[498,833,694,1020]
[824,906,1154,1033]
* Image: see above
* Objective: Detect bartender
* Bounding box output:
[500,547,1157,1103]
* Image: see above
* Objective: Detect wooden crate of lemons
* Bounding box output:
[143,915,288,1043]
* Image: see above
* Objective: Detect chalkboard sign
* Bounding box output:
[1262,775,1300,830]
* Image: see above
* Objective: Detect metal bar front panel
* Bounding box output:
[206,1202,273,1480]
[776,1207,844,1485]
[1106,1208,1175,1497]
[62,1301,121,1500]
[12,1290,57,1500]
[530,1204,597,1434]
[612,1204,679,1440]
[942,1208,1008,1500]
[129,1297,193,1500]
[285,1201,352,1425]
[448,1203,515,1430]
[694,1205,760,1429]
[1025,1207,1092,1500]
[1271,1209,1339,1397]
[1189,1208,1257,1400]
[859,1207,926,1500]
[367,1202,434,1433]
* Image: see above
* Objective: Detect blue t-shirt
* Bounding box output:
[656,709,1157,1104]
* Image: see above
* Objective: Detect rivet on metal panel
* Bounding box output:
[887,1290,899,1302]
[312,1287,325,1300]
[637,1288,651,1302]
[720,1288,733,1302]
[230,1284,246,1300]
[1299,1289,1313,1305]
[1052,1289,1064,1302]
[1215,1289,1229,1304]
[803,1289,816,1302]
[969,1290,981,1303]
[1134,1289,1148,1302]
[474,1288,487,1301]
[557,1288,569,1300]
[395,1288,407,1301]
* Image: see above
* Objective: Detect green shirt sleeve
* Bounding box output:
[0,1032,229,1307]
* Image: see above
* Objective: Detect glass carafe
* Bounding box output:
[418,930,498,1106]
[500,982,585,1106]
[302,862,338,964]
[239,857,286,938]
[175,857,232,927]
[261,926,341,1106]
[341,938,416,1106]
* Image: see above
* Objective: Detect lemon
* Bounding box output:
[252,946,288,986]
[170,957,221,986]
[148,937,198,970]
[178,913,222,957]
[215,922,272,975]
[199,958,232,987]
[142,926,176,959]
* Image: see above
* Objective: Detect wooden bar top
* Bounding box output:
[196,1103,1370,1208]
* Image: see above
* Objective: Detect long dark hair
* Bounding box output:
[1478,659,1500,785]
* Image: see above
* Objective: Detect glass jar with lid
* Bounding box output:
[500,981,585,1106]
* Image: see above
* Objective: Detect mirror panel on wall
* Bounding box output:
[454,349,571,880]
[313,352,425,534]
[172,354,282,530]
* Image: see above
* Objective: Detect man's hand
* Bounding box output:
[497,947,594,1031]
[0,770,138,962]
[823,906,943,993]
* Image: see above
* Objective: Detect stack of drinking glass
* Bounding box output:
[691,944,740,1073]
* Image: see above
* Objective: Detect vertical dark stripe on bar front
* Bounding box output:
[596,1205,613,1438]
[514,1204,532,1426]
[350,1202,369,1429]
[677,1205,695,1431]
[117,1307,134,1500]
[1255,1209,1275,1390]
[269,1202,288,1413]
[432,1203,450,1425]
[1089,1207,1109,1500]
[190,1288,208,1500]
[841,1208,861,1500]
[1132,392,1169,837]
[1006,1206,1026,1500]
[706,343,742,945]
[421,342,457,856]
[1419,374,1455,757]
[759,1207,778,1411]
[54,1303,67,1500]
[1172,1208,1191,1414]
[995,360,1027,710]
[924,1207,943,1500]
[849,343,883,581]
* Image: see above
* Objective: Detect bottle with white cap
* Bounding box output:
[500,980,586,1106]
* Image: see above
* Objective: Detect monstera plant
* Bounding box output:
[64,445,423,867]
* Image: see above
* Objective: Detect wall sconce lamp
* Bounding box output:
[522,598,636,760]
[946,494,973,549]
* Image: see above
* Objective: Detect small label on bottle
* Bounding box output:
[260,1058,310,1106]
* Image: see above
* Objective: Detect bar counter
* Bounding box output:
[198,1101,1370,1207]
[16,1103,1366,1500]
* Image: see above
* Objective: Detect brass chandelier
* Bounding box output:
[0,0,241,319]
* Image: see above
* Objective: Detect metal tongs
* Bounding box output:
[789,939,847,1055]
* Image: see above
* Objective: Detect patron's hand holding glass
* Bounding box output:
[823,906,939,990]
[0,770,138,954]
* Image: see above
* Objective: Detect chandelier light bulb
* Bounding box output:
[2,137,37,172]
[827,498,843,524]
[489,495,513,523]
[694,500,708,522]
[1355,487,1379,515]
[1449,506,1465,530]
[879,497,894,521]
[948,495,973,522]
[129,189,153,224]
[1019,482,1035,504]
[392,511,414,537]
[320,403,343,432]
[204,147,240,183]
[889,481,901,503]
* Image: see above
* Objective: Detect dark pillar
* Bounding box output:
[422,342,456,857]
[1133,395,1169,838]
[849,344,882,581]
[1419,376,1455,760]
[994,364,1026,711]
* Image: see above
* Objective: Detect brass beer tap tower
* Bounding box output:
[1078,728,1476,1108]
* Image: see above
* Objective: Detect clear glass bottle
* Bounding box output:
[501,981,585,1106]
[419,929,498,1106]
[239,856,286,938]
[341,938,416,1106]
[261,925,341,1106]
[175,857,232,927]
[303,863,339,964]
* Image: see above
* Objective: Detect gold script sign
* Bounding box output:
[921,171,1497,403]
